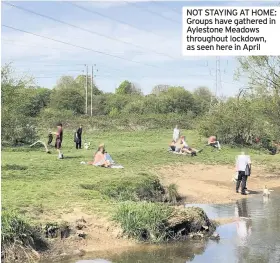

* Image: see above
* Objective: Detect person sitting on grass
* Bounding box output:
[207,135,221,150]
[268,141,280,155]
[169,140,177,152]
[180,136,201,156]
[88,144,113,167]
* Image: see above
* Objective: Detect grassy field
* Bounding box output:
[2,129,280,222]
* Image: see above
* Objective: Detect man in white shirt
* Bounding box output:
[173,125,180,142]
[235,151,251,195]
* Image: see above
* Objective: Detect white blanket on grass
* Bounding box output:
[80,161,124,169]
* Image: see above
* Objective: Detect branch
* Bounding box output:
[30,140,50,153]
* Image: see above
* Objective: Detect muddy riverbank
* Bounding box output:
[158,164,280,204]
[43,187,280,263]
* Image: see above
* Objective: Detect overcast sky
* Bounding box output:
[1,1,278,96]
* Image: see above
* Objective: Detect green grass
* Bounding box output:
[2,129,280,221]
[113,201,173,242]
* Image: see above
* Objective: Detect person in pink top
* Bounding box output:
[88,144,112,167]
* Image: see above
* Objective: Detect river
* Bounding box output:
[52,187,280,263]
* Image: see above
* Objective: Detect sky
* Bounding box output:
[1,0,278,96]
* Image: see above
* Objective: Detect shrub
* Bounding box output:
[1,114,38,145]
[197,98,276,146]
[113,203,214,243]
[113,201,173,242]
[80,173,165,202]
[164,184,180,204]
[1,210,47,262]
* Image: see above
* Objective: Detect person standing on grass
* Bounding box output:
[53,122,63,159]
[76,124,83,149]
[173,125,180,142]
[235,151,251,195]
[48,131,53,146]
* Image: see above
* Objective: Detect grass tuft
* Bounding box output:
[113,202,215,243]
[1,210,48,262]
[113,201,173,242]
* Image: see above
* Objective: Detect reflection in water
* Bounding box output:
[60,188,280,263]
[235,199,252,245]
[110,241,208,263]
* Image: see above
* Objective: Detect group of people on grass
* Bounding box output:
[47,122,115,167]
[47,123,84,159]
[168,125,221,156]
[171,125,252,195]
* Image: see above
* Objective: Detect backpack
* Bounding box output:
[245,164,251,176]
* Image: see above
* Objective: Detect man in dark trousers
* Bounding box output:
[76,124,83,149]
[235,151,251,195]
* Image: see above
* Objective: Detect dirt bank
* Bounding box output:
[39,207,137,261]
[157,164,280,204]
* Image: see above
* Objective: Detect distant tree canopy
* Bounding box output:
[151,84,171,96]
[2,56,280,146]
[116,80,142,95]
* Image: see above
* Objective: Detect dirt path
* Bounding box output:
[157,164,280,204]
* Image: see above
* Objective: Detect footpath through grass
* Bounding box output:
[2,129,280,221]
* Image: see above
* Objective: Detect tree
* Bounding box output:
[237,56,280,137]
[115,80,142,95]
[193,86,215,115]
[198,97,274,145]
[75,75,103,95]
[151,84,170,96]
[157,86,196,114]
[1,64,39,145]
[50,76,85,114]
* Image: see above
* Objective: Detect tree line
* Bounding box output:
[2,56,280,148]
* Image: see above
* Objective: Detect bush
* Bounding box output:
[1,210,47,262]
[198,98,276,146]
[113,203,214,243]
[80,173,165,202]
[113,201,173,242]
[1,114,38,145]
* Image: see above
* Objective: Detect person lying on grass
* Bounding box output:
[87,143,113,167]
[180,136,202,156]
[169,137,201,156]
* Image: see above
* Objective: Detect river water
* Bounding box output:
[55,187,280,263]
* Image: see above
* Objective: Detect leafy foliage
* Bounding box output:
[115,80,142,95]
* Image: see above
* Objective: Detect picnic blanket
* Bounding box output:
[80,161,124,169]
[80,153,124,168]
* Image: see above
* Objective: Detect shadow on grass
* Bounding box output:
[2,164,28,171]
[63,156,84,159]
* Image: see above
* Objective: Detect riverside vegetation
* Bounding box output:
[1,56,280,261]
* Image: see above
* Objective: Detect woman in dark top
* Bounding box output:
[76,124,82,149]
